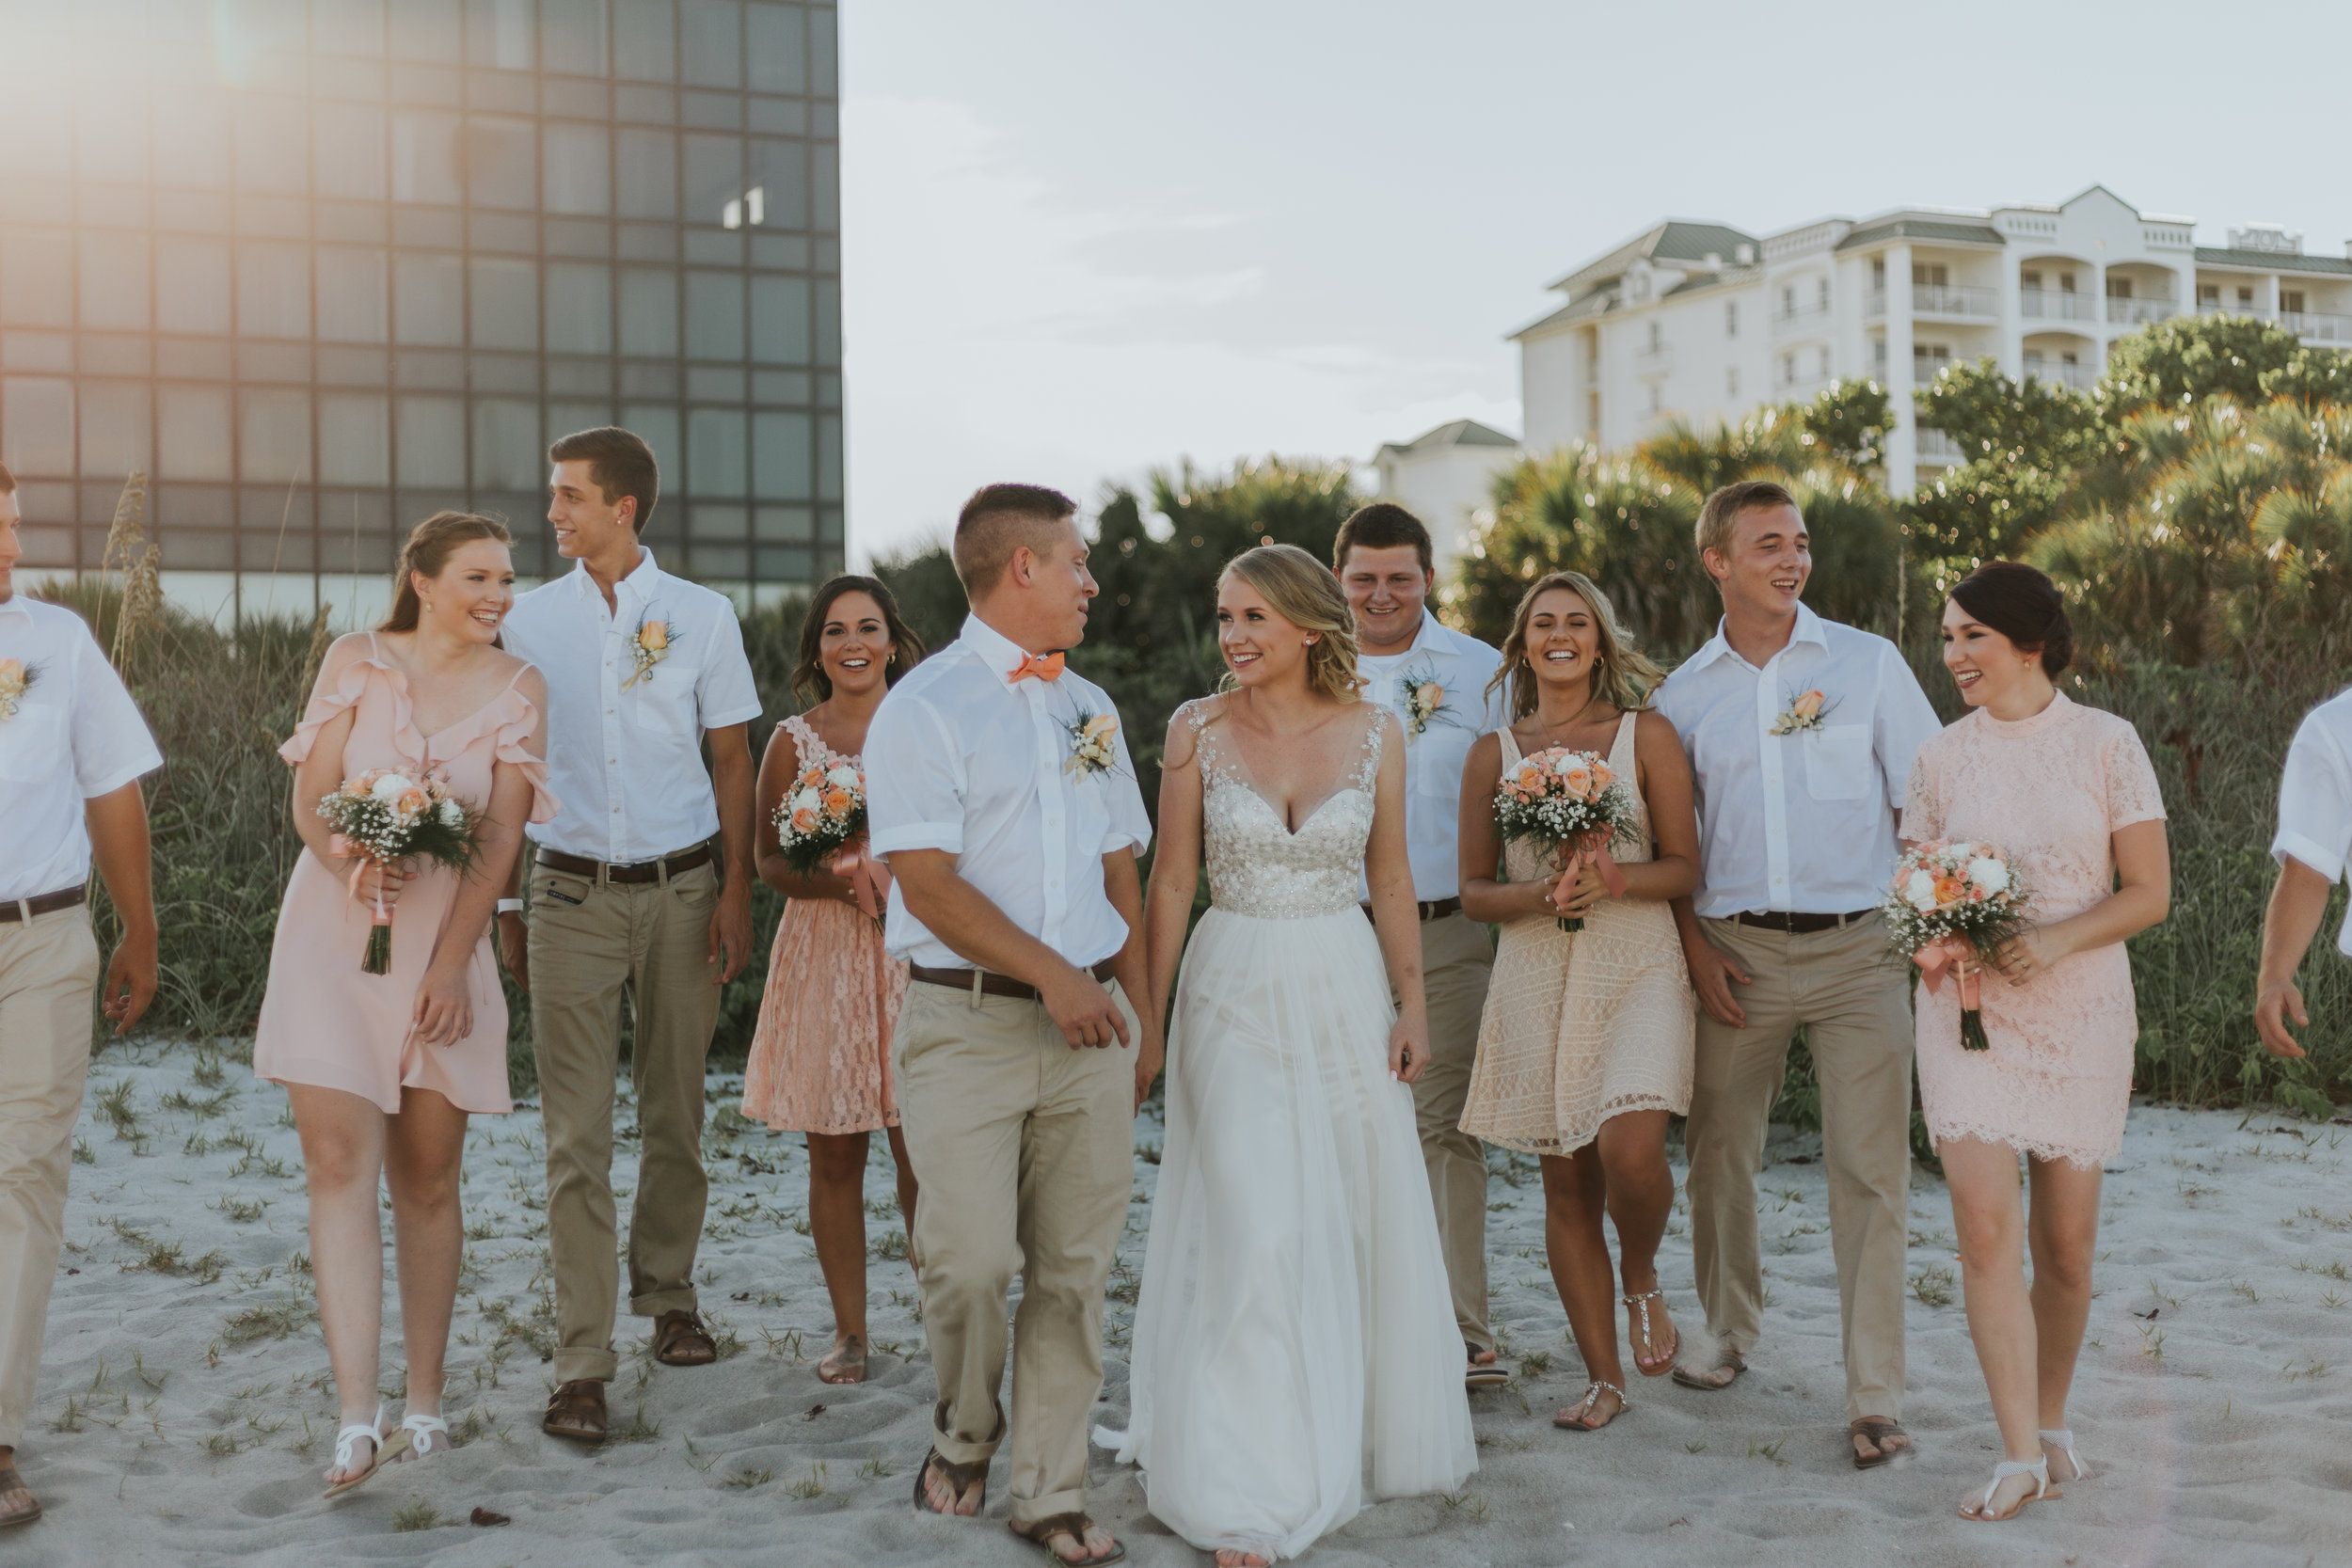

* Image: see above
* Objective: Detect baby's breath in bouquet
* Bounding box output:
[1491,746,1637,932]
[1883,841,2032,1051]
[315,768,481,974]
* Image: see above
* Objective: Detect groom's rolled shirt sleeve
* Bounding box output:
[866,692,967,856]
[1100,715,1152,858]
[2273,710,2352,885]
[1873,641,1944,812]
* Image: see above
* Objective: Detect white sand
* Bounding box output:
[13,1040,2352,1566]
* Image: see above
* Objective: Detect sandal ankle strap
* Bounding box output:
[1980,1456,2048,1510]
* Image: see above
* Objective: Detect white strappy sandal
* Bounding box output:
[1551,1380,1628,1431]
[322,1403,411,1498]
[2039,1428,2089,1488]
[1959,1454,2048,1522]
[401,1411,452,1460]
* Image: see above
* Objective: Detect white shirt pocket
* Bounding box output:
[629,660,702,742]
[0,704,66,784]
[1802,722,1873,801]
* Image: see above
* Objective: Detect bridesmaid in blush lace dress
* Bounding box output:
[1906,563,2169,1523]
[741,576,926,1385]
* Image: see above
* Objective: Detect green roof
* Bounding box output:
[1649,221,1760,263]
[2194,245,2352,277]
[1836,219,2006,251]
[1380,420,1519,458]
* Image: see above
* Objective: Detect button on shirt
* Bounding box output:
[501,548,763,863]
[1356,610,1504,902]
[864,614,1153,971]
[1654,603,1942,919]
[0,594,164,902]
[2273,685,2352,958]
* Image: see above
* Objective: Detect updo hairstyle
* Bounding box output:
[1948,560,2074,677]
[379,512,515,633]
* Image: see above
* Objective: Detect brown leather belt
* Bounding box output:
[1732,908,1875,935]
[908,958,1118,1002]
[1361,896,1463,924]
[2,885,87,924]
[535,845,712,884]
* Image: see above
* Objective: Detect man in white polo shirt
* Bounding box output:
[1654,480,1942,1469]
[0,462,162,1529]
[499,428,764,1443]
[2256,683,2352,1059]
[1333,502,1508,1390]
[866,483,1152,1566]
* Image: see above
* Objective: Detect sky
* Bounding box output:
[837,0,2351,563]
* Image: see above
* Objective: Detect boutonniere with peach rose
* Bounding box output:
[1769,687,1838,736]
[0,657,37,722]
[1395,659,1460,743]
[623,613,671,689]
[1064,707,1125,781]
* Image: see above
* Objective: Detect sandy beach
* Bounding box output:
[8,1039,2350,1567]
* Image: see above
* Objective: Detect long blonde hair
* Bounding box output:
[1216,545,1361,702]
[1486,570,1662,721]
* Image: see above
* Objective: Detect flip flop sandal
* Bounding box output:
[1959,1456,2048,1521]
[1670,1349,1746,1391]
[324,1404,412,1498]
[1623,1288,1678,1377]
[1851,1417,1913,1470]
[0,1465,40,1529]
[1551,1380,1627,1431]
[911,1448,989,1516]
[1464,1343,1510,1390]
[1008,1512,1126,1565]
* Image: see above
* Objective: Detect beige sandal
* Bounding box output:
[1959,1455,2048,1521]
[1623,1288,1677,1376]
[1551,1379,1627,1431]
[323,1405,411,1498]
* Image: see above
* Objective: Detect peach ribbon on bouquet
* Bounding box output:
[831,837,892,922]
[328,832,395,932]
[1547,830,1629,932]
[1911,933,1979,1006]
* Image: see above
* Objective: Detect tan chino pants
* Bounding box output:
[528,858,723,1385]
[893,975,1138,1526]
[1684,912,1914,1421]
[1409,911,1496,1354]
[0,907,101,1449]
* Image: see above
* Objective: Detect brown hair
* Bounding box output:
[548,426,660,532]
[1332,501,1435,578]
[791,574,927,705]
[1485,570,1663,721]
[952,483,1076,596]
[1217,545,1361,702]
[380,512,515,633]
[1948,560,2074,676]
[0,460,15,495]
[1694,478,1801,564]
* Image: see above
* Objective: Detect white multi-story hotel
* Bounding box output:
[1376,186,2352,562]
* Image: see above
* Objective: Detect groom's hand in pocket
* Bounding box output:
[1044,964,1131,1051]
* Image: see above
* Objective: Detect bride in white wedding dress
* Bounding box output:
[1104,545,1476,1566]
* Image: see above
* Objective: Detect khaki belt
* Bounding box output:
[535,845,712,885]
[1360,895,1463,924]
[908,958,1118,1003]
[1731,908,1874,935]
[2,885,87,924]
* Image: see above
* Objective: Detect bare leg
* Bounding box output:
[381,1086,471,1437]
[2026,1155,2102,1480]
[1541,1148,1626,1425]
[806,1131,871,1380]
[1943,1137,2042,1515]
[289,1085,389,1483]
[1595,1111,1678,1370]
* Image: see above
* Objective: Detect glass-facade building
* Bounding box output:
[0,0,843,622]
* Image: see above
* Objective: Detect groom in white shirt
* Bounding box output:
[866,483,1155,1566]
[1654,481,1942,1469]
[1334,503,1507,1389]
[2256,684,2352,1059]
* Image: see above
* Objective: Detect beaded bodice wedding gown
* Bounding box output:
[1106,699,1476,1563]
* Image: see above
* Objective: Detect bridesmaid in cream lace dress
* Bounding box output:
[742,577,926,1384]
[1457,572,1699,1433]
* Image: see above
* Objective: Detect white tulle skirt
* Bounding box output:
[1106,906,1477,1561]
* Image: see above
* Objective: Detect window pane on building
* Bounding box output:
[394,253,466,345]
[76,89,150,185]
[469,259,540,351]
[546,262,614,354]
[620,404,681,510]
[390,0,463,60]
[680,0,742,87]
[542,0,612,76]
[154,92,230,188]
[613,0,676,80]
[683,134,743,230]
[396,395,468,485]
[616,128,678,219]
[543,123,611,215]
[814,277,838,364]
[812,139,837,230]
[314,103,389,201]
[317,247,391,343]
[747,137,807,230]
[471,0,538,71]
[240,388,313,485]
[393,111,466,205]
[748,274,808,364]
[319,392,391,486]
[466,118,538,210]
[234,97,310,194]
[2,379,74,478]
[472,399,542,490]
[155,239,233,337]
[314,0,389,57]
[752,409,810,498]
[238,244,313,339]
[618,268,679,356]
[79,233,152,333]
[817,411,841,500]
[688,407,748,497]
[157,387,234,481]
[0,232,74,329]
[685,272,743,361]
[745,4,805,93]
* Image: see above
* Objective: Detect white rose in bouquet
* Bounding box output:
[1905,868,1940,911]
[370,772,415,804]
[1966,856,2010,895]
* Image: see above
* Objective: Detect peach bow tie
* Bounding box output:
[1008,651,1066,683]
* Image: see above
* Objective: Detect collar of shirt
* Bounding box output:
[0,594,30,622]
[564,545,662,620]
[1681,601,1830,676]
[954,611,1044,689]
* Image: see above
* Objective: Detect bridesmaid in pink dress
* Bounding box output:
[1903,562,2169,1524]
[741,576,926,1384]
[253,514,554,1495]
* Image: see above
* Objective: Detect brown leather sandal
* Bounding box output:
[1008,1512,1126,1564]
[1670,1346,1746,1391]
[542,1379,608,1442]
[652,1308,718,1367]
[1851,1416,1914,1470]
[0,1465,40,1530]
[912,1448,989,1515]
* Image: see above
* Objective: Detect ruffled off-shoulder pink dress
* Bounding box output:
[253,636,557,1116]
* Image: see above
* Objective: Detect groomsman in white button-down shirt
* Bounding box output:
[1333,503,1509,1391]
[0,464,163,1531]
[2256,683,2352,1060]
[1653,480,1942,1470]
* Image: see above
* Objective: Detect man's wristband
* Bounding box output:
[496,898,525,916]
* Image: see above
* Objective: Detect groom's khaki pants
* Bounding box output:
[1685,912,1912,1422]
[1409,912,1495,1354]
[0,907,101,1449]
[894,975,1137,1526]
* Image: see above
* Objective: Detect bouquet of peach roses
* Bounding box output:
[1882,841,2032,1051]
[775,753,886,920]
[314,768,481,974]
[1491,746,1638,932]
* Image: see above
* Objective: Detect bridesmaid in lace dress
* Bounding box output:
[1457,571,1700,1433]
[742,576,926,1384]
[1906,562,2169,1523]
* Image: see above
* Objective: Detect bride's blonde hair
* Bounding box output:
[1216,545,1361,702]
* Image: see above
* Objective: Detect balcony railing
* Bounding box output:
[2020,289,2097,322]
[1916,428,1966,465]
[1772,300,1831,334]
[2281,309,2352,343]
[1912,283,2000,319]
[2105,294,2177,325]
[2025,359,2098,391]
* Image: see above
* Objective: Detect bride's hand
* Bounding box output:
[1549,861,1607,919]
[1388,1014,1429,1085]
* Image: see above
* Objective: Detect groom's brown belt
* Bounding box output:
[908,958,1118,1002]
[1359,896,1463,924]
[2,884,86,924]
[1731,908,1875,934]
[534,846,712,884]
